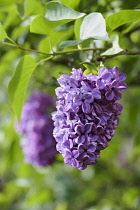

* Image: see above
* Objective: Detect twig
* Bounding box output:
[0,41,105,56]
[1,41,140,60]
[101,50,140,59]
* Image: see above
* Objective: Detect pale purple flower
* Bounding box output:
[18,91,57,167]
[52,67,127,170]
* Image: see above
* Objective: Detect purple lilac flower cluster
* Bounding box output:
[19,91,57,167]
[52,67,127,170]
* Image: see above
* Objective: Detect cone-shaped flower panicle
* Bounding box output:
[52,67,127,170]
[18,91,58,167]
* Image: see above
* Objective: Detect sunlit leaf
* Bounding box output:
[39,29,73,52]
[24,0,45,18]
[30,15,61,35]
[80,13,110,41]
[45,2,85,21]
[106,10,140,31]
[101,35,123,56]
[60,0,81,9]
[30,2,85,35]
[0,22,8,40]
[0,0,16,5]
[8,55,37,121]
[83,62,98,75]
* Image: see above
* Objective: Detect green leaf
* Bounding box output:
[80,13,110,41]
[122,21,140,34]
[83,62,98,75]
[60,0,81,9]
[106,10,140,31]
[24,0,45,18]
[0,22,17,45]
[59,40,83,48]
[0,0,16,5]
[30,15,60,35]
[101,35,123,56]
[8,55,37,121]
[74,17,84,40]
[0,22,8,40]
[30,2,85,35]
[39,29,73,53]
[45,2,85,21]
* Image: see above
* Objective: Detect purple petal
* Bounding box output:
[84,123,92,134]
[97,79,105,89]
[118,82,127,91]
[72,159,79,168]
[80,124,86,133]
[55,134,64,143]
[64,149,72,158]
[105,90,115,100]
[114,90,121,100]
[64,157,73,166]
[96,144,105,150]
[98,67,108,76]
[111,67,119,77]
[112,80,119,88]
[82,102,91,113]
[115,103,123,113]
[77,153,86,161]
[72,68,83,78]
[83,93,93,103]
[87,144,96,152]
[97,126,104,134]
[56,143,62,152]
[62,140,72,149]
[76,135,86,144]
[94,104,103,114]
[90,134,98,141]
[119,73,126,81]
[75,125,82,134]
[101,72,112,82]
[99,113,110,125]
[87,153,96,161]
[92,89,101,99]
[72,149,79,158]
[78,144,85,153]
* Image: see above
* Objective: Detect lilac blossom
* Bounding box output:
[18,91,57,167]
[52,67,127,170]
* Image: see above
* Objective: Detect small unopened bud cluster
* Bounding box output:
[19,91,57,167]
[52,67,127,170]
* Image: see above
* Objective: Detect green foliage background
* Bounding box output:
[0,0,140,209]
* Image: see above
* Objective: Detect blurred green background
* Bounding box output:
[0,0,140,209]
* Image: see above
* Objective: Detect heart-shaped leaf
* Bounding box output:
[30,15,62,34]
[45,2,85,21]
[30,2,85,35]
[80,13,110,41]
[101,35,123,56]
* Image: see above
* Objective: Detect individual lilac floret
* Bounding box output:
[18,91,57,167]
[52,67,127,170]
